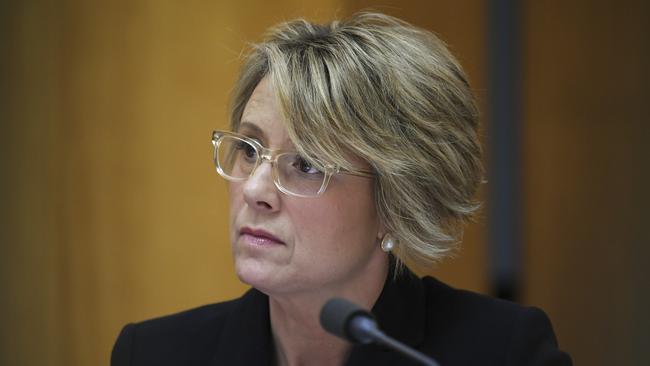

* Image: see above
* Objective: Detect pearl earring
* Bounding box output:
[380,234,395,252]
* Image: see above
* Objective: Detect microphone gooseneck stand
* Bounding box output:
[321,298,441,366]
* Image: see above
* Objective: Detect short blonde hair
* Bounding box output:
[229,12,482,269]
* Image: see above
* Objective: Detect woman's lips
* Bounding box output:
[240,227,285,246]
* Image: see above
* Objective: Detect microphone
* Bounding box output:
[320,298,440,366]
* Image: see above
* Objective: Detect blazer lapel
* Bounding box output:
[206,268,427,366]
[209,289,274,366]
[345,269,427,366]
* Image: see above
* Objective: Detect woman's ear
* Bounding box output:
[376,220,387,241]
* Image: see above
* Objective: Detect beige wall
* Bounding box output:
[1,1,647,365]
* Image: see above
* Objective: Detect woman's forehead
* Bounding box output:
[239,78,292,150]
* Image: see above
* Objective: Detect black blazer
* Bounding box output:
[111,270,571,365]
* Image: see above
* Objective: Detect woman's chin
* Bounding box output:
[234,257,278,291]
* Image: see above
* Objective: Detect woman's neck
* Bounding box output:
[268,255,389,366]
[270,298,349,366]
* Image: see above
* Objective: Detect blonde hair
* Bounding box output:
[229,12,482,270]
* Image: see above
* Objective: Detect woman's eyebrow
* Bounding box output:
[238,120,296,151]
[238,121,266,140]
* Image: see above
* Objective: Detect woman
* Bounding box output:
[112,12,571,366]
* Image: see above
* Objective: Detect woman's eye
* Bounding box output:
[294,156,322,175]
[235,141,257,160]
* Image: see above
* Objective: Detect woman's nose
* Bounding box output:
[242,161,280,211]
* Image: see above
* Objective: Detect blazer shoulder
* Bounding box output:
[111,298,242,366]
[420,276,572,365]
[421,276,529,321]
[132,298,241,336]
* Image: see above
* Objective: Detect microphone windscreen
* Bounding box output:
[320,298,374,343]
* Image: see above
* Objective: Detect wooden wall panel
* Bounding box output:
[1,2,65,365]
[523,1,649,364]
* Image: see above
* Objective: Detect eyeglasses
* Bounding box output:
[211,130,373,198]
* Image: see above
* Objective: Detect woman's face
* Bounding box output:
[228,78,387,297]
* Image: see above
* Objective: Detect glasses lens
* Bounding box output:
[215,136,258,180]
[276,153,326,196]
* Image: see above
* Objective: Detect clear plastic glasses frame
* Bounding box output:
[211,130,373,198]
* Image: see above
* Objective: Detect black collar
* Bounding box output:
[208,268,427,366]
[345,268,427,365]
[209,288,274,365]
